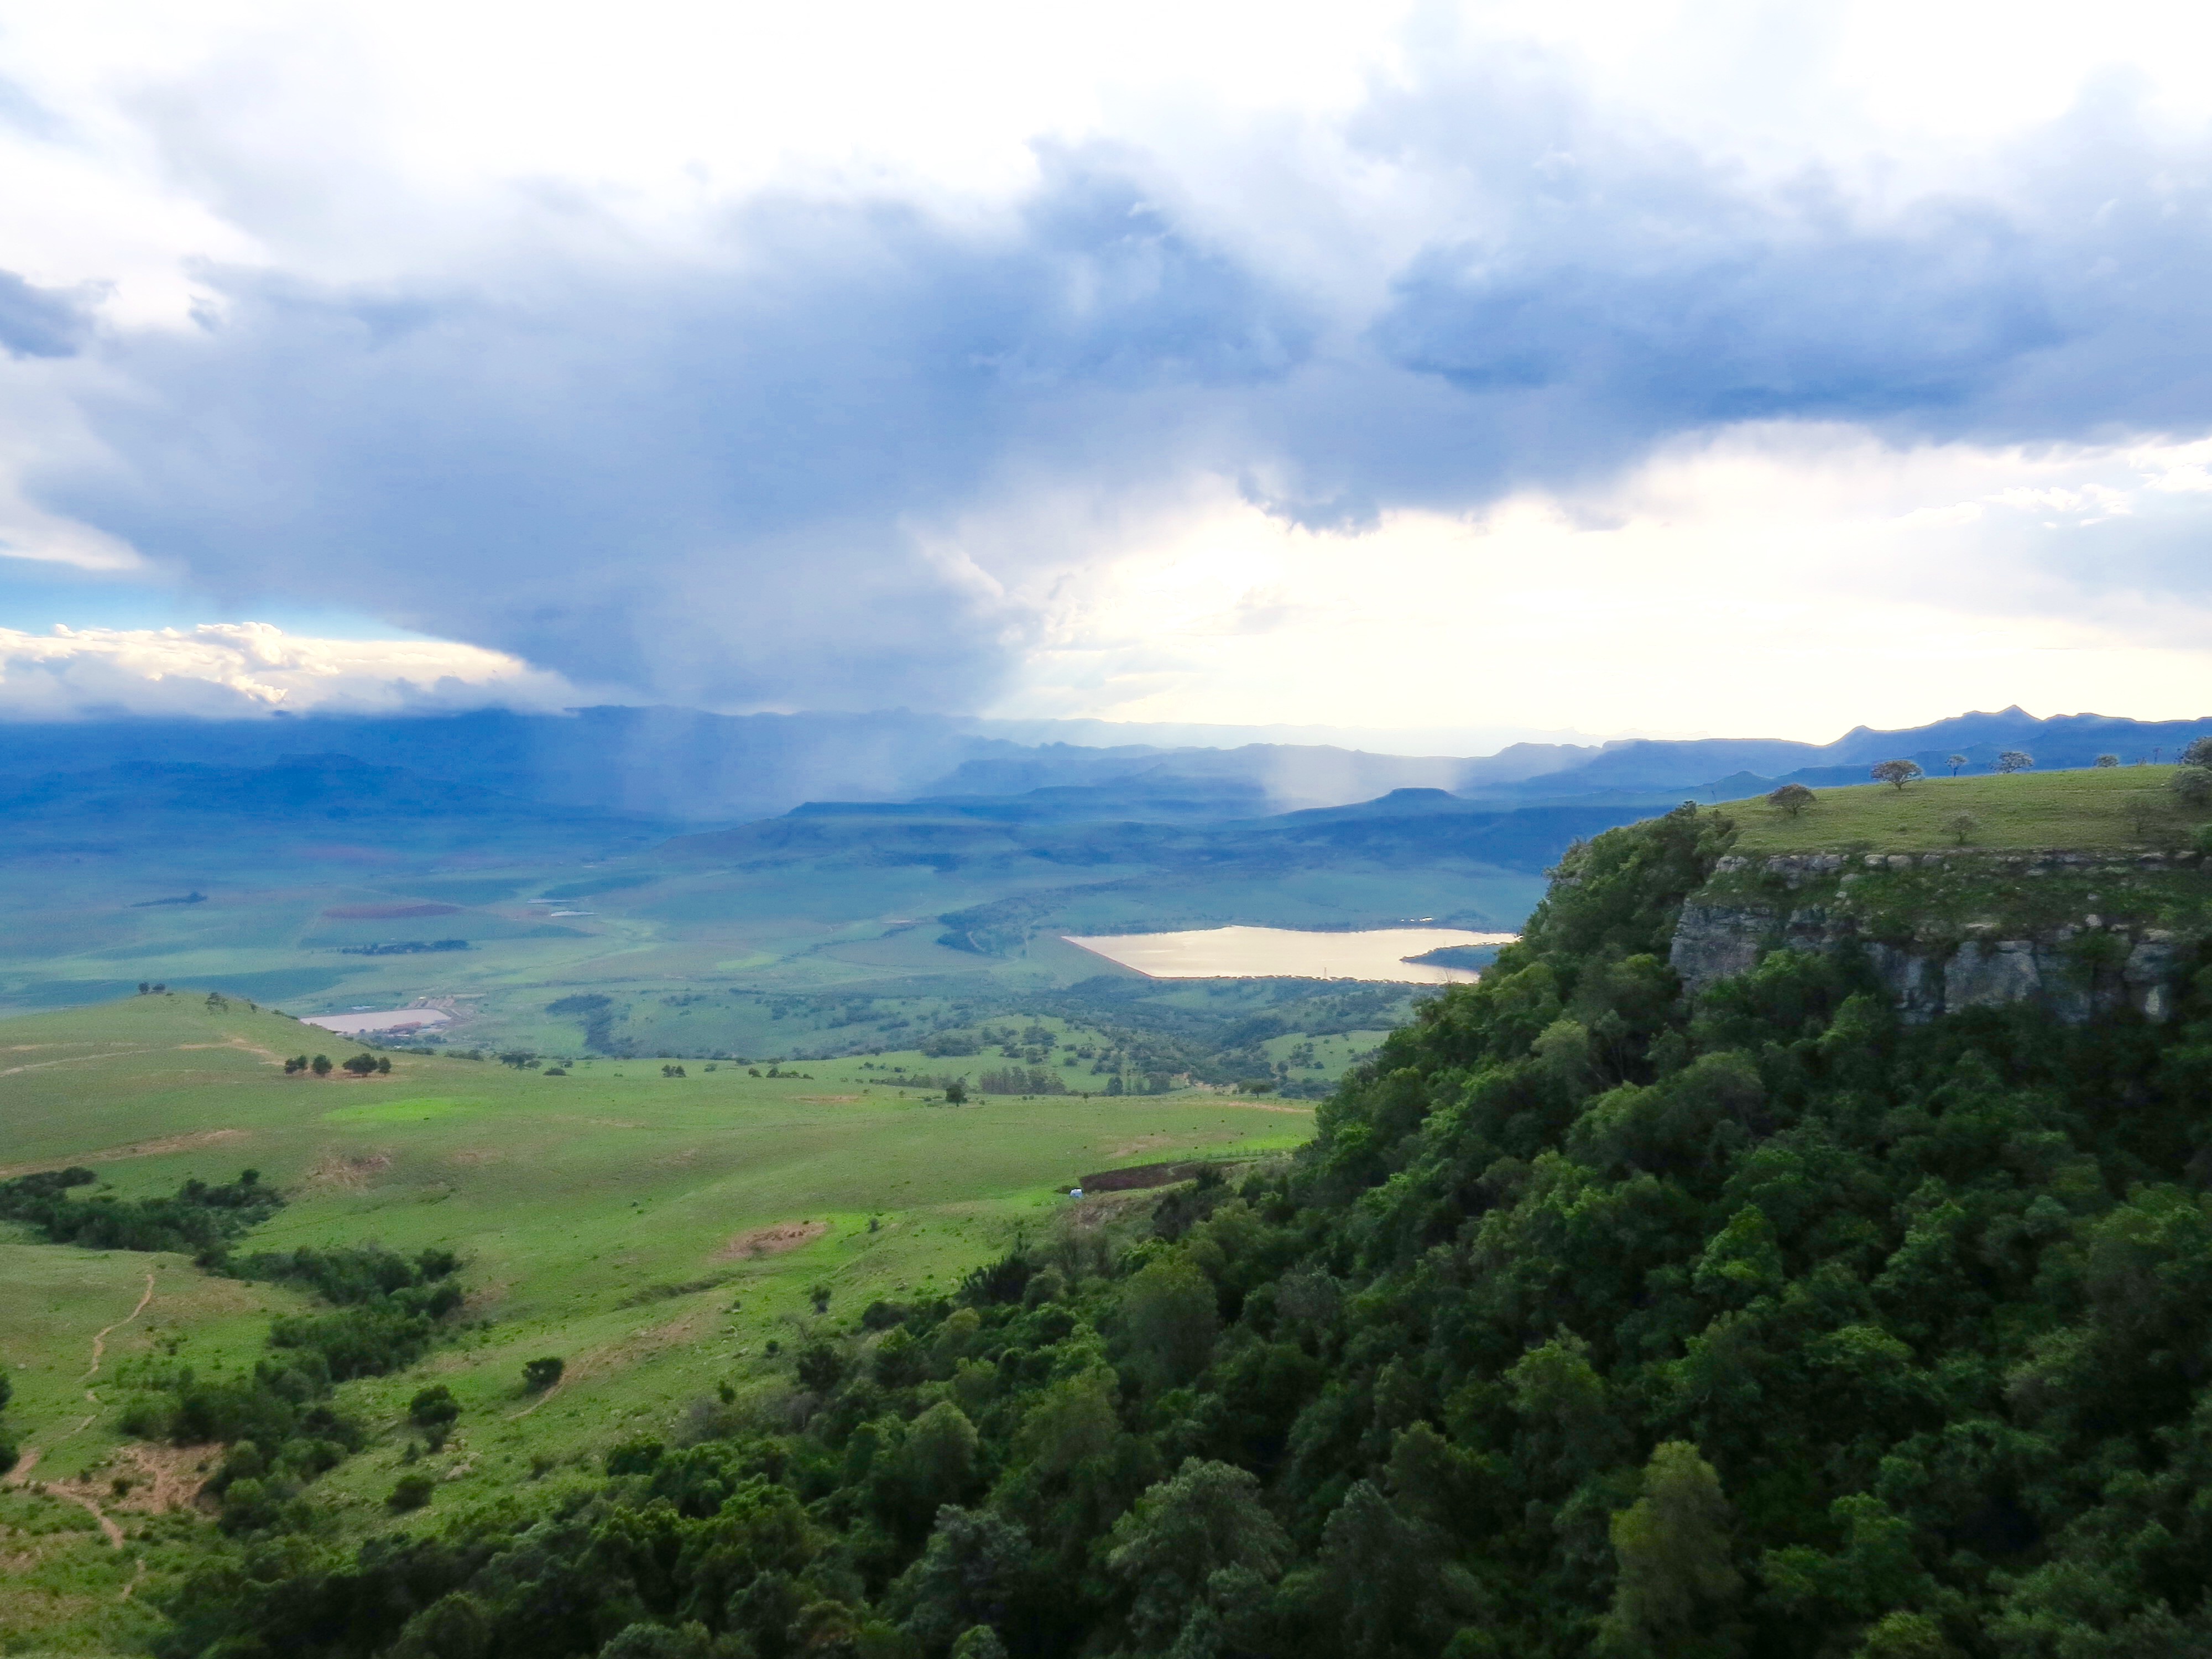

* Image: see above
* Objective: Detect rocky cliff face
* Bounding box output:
[1671,850,2203,1022]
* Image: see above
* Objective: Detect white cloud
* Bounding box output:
[987,427,2212,740]
[0,620,578,718]
[2,4,2212,734]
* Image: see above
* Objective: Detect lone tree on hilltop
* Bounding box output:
[1947,754,1968,775]
[1996,749,2034,774]
[1767,782,1816,817]
[2095,753,2120,768]
[1870,759,1924,791]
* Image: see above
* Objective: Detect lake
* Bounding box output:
[1062,925,1519,984]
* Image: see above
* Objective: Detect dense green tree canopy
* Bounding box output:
[160,804,2212,1659]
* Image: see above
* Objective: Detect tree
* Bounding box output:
[1870,760,1923,791]
[887,1400,980,1516]
[944,1079,968,1104]
[950,1629,1008,1659]
[1995,749,2033,774]
[1121,1255,1219,1388]
[2183,736,2212,767]
[388,1472,434,1510]
[1947,754,1968,775]
[1597,1442,1743,1655]
[2172,766,2212,807]
[311,1054,332,1077]
[283,1055,308,1074]
[1767,783,1816,817]
[1107,1458,1291,1652]
[522,1357,564,1392]
[1944,812,1978,846]
[2094,753,2120,768]
[342,1053,379,1077]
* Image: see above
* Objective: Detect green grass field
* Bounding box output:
[0,992,1314,1652]
[1724,764,2212,855]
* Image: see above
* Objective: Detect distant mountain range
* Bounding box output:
[0,703,2200,825]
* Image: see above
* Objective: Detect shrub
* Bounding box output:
[522,1357,565,1393]
[387,1472,435,1511]
[407,1384,460,1434]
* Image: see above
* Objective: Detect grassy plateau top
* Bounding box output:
[1723,763,2210,855]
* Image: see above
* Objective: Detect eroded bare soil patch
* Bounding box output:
[717,1220,830,1260]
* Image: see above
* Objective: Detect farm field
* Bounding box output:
[0,991,1313,1653]
[1724,763,2212,854]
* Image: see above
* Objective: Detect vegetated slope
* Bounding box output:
[156,801,2212,1659]
[0,989,1310,1651]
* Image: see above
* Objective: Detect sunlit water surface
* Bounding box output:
[1061,925,1519,984]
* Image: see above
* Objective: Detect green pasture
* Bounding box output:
[1,989,1312,1637]
[0,794,1535,1062]
[1724,764,2212,855]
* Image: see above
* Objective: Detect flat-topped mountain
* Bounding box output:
[1671,766,2212,1022]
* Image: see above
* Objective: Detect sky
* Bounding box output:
[1,0,2210,744]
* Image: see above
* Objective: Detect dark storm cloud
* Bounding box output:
[48,163,1312,709]
[35,69,2212,703]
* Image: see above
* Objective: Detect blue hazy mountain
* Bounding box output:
[1,703,2203,827]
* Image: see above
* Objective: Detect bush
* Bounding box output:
[387,1472,435,1511]
[408,1384,460,1437]
[2172,765,2212,807]
[522,1357,565,1392]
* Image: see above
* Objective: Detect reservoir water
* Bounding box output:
[1062,925,1519,984]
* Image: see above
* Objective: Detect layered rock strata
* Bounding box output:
[1670,851,2202,1022]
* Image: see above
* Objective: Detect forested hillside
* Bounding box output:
[161,804,2212,1658]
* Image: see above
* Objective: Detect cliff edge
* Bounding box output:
[1667,768,2212,1021]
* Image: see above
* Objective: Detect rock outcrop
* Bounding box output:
[1671,851,2200,1022]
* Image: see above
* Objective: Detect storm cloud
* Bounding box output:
[14,24,2212,714]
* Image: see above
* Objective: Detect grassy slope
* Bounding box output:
[0,993,1311,1651]
[1724,764,2211,854]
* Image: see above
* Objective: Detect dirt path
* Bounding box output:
[0,1047,152,1078]
[507,1376,567,1419]
[0,1128,247,1178]
[0,1448,123,1551]
[86,1273,155,1379]
[47,1488,124,1548]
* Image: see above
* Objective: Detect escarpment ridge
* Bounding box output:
[1667,768,2212,1022]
